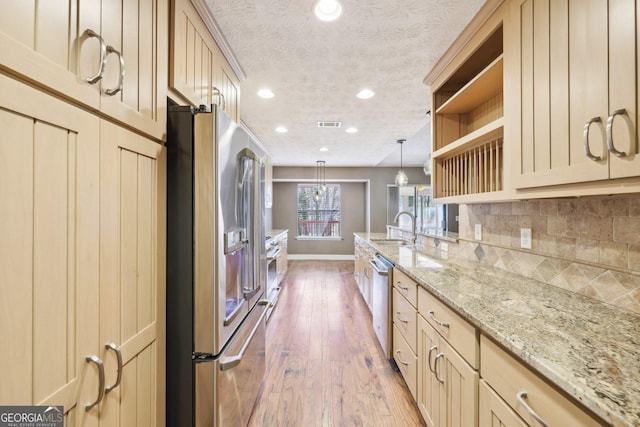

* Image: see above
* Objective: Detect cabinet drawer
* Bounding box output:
[393,269,417,308]
[479,379,527,427]
[393,324,417,400]
[392,288,417,352]
[418,287,478,368]
[481,336,603,427]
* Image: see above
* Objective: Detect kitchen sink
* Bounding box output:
[371,239,413,246]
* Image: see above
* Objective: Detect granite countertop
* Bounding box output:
[266,229,288,241]
[355,232,640,427]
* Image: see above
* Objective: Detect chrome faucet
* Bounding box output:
[394,210,416,244]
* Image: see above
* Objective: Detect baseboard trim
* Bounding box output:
[288,254,355,261]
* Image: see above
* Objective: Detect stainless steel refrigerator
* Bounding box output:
[167,104,268,427]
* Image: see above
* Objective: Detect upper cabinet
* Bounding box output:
[170,0,241,122]
[425,1,508,203]
[0,0,168,141]
[508,0,640,194]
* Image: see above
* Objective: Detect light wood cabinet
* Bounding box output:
[509,0,640,192]
[170,0,240,121]
[392,270,419,400]
[98,121,166,427]
[425,1,507,203]
[0,75,101,426]
[0,8,166,425]
[479,380,527,427]
[417,288,478,427]
[481,336,602,427]
[0,0,167,141]
[417,316,478,427]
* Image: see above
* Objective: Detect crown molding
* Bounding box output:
[190,0,247,82]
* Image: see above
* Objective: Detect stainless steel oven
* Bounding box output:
[265,239,281,319]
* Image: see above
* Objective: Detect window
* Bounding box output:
[296,183,341,238]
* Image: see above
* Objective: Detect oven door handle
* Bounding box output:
[368,259,389,276]
[267,248,281,261]
[219,300,269,371]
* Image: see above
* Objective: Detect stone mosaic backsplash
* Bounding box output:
[390,194,640,314]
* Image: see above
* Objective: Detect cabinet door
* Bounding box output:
[417,316,441,427]
[608,0,639,178]
[212,48,241,122]
[437,338,478,427]
[0,0,102,108]
[0,76,100,425]
[170,0,214,107]
[99,121,166,427]
[100,0,168,140]
[479,380,527,427]
[512,0,639,188]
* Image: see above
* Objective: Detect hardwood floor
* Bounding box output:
[249,260,425,427]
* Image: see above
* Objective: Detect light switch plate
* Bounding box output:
[440,242,449,252]
[520,228,532,249]
[474,224,482,240]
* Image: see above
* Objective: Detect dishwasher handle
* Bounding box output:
[368,259,389,276]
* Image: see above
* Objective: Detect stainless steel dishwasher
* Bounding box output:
[370,253,394,358]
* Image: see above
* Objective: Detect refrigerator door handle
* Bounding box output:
[219,300,269,371]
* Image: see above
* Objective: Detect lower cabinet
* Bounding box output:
[479,380,527,427]
[0,74,166,426]
[480,336,602,427]
[393,324,418,399]
[417,315,478,427]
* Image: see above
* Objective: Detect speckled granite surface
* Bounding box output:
[266,229,287,241]
[355,232,640,427]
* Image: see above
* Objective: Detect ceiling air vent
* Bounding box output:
[317,121,342,128]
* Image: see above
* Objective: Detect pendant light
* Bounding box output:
[395,139,409,186]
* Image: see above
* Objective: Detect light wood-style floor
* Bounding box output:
[249,260,425,427]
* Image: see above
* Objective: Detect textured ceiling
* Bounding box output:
[204,0,486,167]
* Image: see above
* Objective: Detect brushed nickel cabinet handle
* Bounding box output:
[516,390,550,427]
[395,311,409,324]
[85,354,105,411]
[212,86,226,110]
[394,350,409,366]
[428,310,449,329]
[103,46,124,96]
[434,353,445,384]
[84,29,107,84]
[428,345,438,373]
[606,109,629,157]
[104,342,123,393]
[396,282,410,291]
[583,117,603,161]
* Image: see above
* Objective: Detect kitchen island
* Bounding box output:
[355,232,640,427]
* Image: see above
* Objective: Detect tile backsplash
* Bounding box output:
[405,195,640,314]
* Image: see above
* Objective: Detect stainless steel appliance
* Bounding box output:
[265,238,281,320]
[371,254,394,358]
[166,104,268,427]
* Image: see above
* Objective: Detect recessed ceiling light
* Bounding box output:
[320,147,329,152]
[345,127,358,133]
[356,89,375,99]
[257,88,274,99]
[275,126,288,133]
[314,0,343,22]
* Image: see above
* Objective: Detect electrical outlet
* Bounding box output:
[474,224,482,240]
[520,228,532,249]
[440,242,449,252]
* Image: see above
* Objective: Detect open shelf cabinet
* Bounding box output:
[426,9,506,202]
